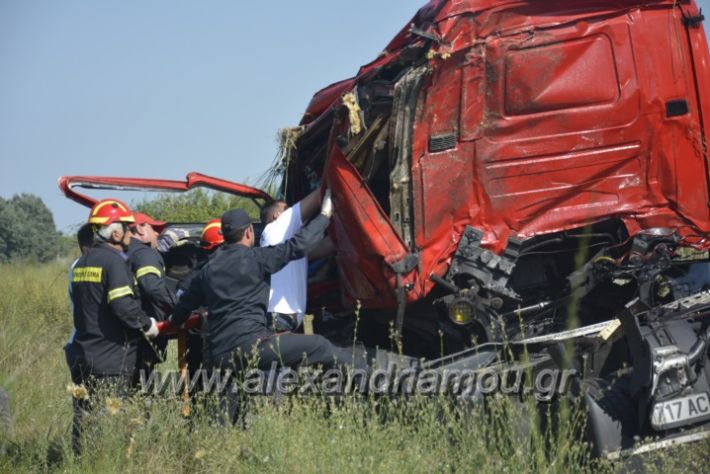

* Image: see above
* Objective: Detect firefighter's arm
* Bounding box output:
[308,235,336,260]
[134,251,177,310]
[171,271,205,326]
[106,259,152,332]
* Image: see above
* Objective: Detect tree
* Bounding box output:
[132,188,263,223]
[0,194,60,263]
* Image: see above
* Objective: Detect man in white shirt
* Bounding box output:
[259,188,333,331]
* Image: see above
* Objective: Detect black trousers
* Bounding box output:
[186,330,207,395]
[267,312,300,332]
[211,332,366,425]
[212,333,364,373]
[255,333,359,370]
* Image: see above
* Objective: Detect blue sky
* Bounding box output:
[1,0,709,232]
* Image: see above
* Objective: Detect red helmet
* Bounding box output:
[200,218,224,250]
[88,199,135,226]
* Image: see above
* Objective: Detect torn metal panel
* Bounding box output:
[324,146,422,308]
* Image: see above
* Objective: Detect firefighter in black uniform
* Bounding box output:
[175,218,224,385]
[177,218,225,297]
[69,199,159,453]
[171,189,362,380]
[126,212,176,381]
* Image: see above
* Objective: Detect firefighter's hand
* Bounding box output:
[320,188,334,218]
[144,318,159,338]
[157,229,190,253]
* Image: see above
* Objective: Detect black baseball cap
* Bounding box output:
[221,209,251,233]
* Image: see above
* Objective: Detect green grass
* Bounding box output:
[0,263,707,473]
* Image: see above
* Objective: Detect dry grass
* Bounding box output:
[0,263,706,473]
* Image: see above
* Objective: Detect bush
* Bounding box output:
[132,189,262,223]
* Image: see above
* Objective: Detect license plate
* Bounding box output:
[650,392,710,430]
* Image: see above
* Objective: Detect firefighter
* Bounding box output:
[176,218,224,297]
[126,212,176,382]
[171,191,362,420]
[175,218,225,387]
[69,199,159,453]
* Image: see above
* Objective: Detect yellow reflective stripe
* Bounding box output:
[88,216,109,224]
[107,286,134,302]
[92,200,128,215]
[72,267,103,283]
[88,215,134,224]
[201,221,221,236]
[135,266,162,279]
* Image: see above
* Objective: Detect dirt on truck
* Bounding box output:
[61,0,710,461]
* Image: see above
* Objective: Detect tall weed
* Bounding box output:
[0,264,706,473]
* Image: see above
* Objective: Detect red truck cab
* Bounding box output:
[280,0,710,353]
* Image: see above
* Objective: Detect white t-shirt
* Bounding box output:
[260,202,307,323]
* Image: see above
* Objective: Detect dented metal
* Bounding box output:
[284,0,710,322]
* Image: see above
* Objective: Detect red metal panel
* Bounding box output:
[300,78,356,126]
[503,35,619,115]
[58,172,272,208]
[324,147,422,307]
